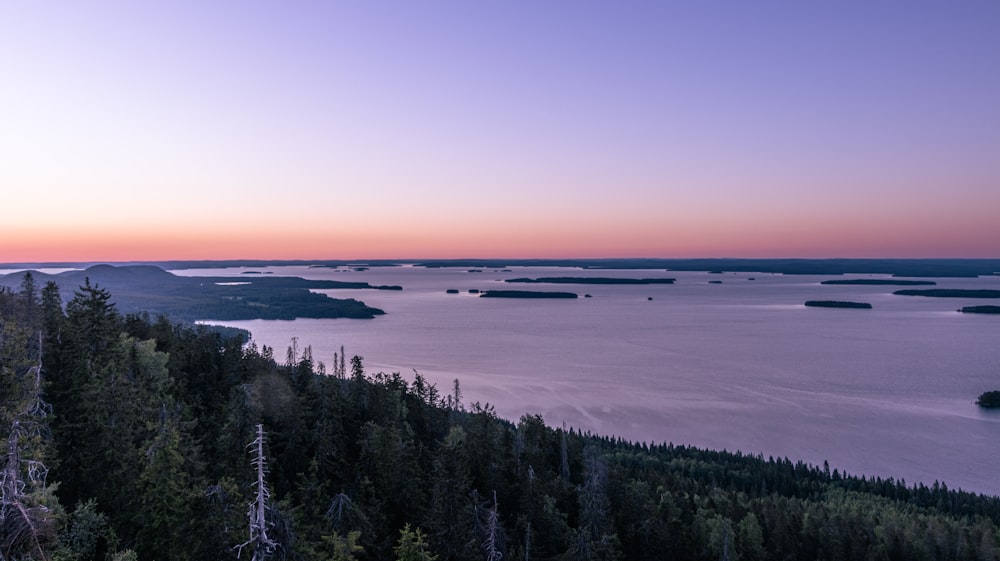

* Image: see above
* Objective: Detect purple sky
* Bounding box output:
[2,1,998,260]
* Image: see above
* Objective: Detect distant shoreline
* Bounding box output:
[506,277,676,285]
[4,258,1000,278]
[820,279,936,286]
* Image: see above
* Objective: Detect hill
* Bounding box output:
[0,265,389,320]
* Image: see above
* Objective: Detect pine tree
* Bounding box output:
[394,524,437,561]
[319,530,364,561]
[427,426,474,560]
[50,279,121,507]
[136,407,195,561]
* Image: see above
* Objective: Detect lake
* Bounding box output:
[175,264,1000,496]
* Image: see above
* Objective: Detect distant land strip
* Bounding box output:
[805,300,873,309]
[479,290,578,299]
[4,258,1000,277]
[959,306,1000,314]
[411,259,1000,277]
[820,279,936,286]
[894,289,1000,299]
[506,277,676,285]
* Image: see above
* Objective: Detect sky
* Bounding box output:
[2,1,998,262]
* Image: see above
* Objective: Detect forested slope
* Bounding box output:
[2,272,999,560]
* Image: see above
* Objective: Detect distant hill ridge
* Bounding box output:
[4,258,1000,277]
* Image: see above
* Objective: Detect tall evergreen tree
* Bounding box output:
[50,279,121,507]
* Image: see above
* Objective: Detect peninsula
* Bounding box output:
[821,279,936,286]
[0,265,387,321]
[977,391,1000,408]
[894,289,1000,299]
[960,306,1000,315]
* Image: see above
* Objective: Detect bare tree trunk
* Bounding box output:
[523,522,531,561]
[235,424,277,561]
[1,332,55,561]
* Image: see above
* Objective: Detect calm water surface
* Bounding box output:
[176,265,1000,496]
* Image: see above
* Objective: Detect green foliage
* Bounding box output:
[53,500,120,561]
[310,530,363,561]
[394,524,437,561]
[4,281,1000,560]
[136,412,196,561]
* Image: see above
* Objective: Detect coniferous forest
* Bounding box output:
[2,272,1000,561]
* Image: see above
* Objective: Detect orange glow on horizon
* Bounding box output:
[3,214,999,263]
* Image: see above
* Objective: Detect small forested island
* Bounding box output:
[804,300,873,309]
[821,279,936,286]
[506,276,676,285]
[894,289,1000,298]
[977,391,1000,408]
[479,290,578,299]
[960,305,1000,314]
[2,276,1000,560]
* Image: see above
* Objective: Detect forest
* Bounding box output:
[0,266,392,322]
[2,272,1000,561]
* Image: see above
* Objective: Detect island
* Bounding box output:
[804,300,873,309]
[506,277,675,285]
[479,290,578,299]
[894,289,1000,298]
[976,391,1000,408]
[960,305,1000,314]
[821,279,936,286]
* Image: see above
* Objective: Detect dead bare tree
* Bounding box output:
[472,490,505,561]
[235,424,278,561]
[483,491,503,561]
[1,332,56,561]
[522,522,531,561]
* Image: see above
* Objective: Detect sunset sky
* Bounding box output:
[2,1,998,262]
